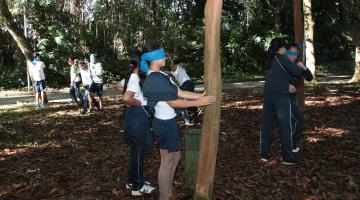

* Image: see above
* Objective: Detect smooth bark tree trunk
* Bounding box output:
[304,0,317,85]
[194,0,223,199]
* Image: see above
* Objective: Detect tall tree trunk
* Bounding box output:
[340,0,360,82]
[0,0,32,64]
[294,0,305,111]
[350,45,360,82]
[304,0,317,84]
[349,20,360,82]
[194,0,223,199]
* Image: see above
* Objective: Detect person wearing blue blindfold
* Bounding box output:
[89,54,104,110]
[260,38,309,166]
[285,42,313,154]
[29,52,47,107]
[141,42,216,200]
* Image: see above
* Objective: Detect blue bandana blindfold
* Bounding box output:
[90,54,98,62]
[140,49,166,73]
[286,51,299,57]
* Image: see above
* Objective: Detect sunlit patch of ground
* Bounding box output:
[0,83,359,199]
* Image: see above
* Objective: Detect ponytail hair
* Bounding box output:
[265,38,286,69]
[122,54,146,94]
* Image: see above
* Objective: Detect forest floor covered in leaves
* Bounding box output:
[0,83,359,200]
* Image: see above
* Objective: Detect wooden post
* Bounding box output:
[194,0,223,199]
[185,129,201,191]
[294,0,305,111]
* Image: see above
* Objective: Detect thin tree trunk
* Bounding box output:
[304,0,317,84]
[294,0,305,111]
[194,0,223,199]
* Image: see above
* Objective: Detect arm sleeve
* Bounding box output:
[303,68,314,81]
[278,55,303,77]
[126,76,140,93]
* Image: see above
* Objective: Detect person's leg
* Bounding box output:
[40,81,47,106]
[168,151,180,198]
[35,92,40,106]
[260,95,275,158]
[127,141,136,187]
[97,83,104,109]
[69,85,77,102]
[158,149,176,200]
[82,88,89,112]
[273,96,296,163]
[290,96,304,149]
[75,83,84,106]
[181,110,191,125]
[128,141,145,191]
[88,92,94,111]
[40,91,45,106]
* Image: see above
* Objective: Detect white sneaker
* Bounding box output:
[292,147,300,153]
[131,184,155,196]
[126,181,152,190]
[185,122,194,126]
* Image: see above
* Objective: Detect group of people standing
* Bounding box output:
[121,42,215,199]
[121,38,311,198]
[260,38,313,165]
[67,54,104,114]
[29,37,311,198]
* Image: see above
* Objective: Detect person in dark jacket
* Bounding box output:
[260,38,308,165]
[286,42,313,153]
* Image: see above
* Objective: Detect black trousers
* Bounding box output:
[260,93,296,162]
[127,141,145,190]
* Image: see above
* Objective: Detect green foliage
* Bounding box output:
[0,0,356,89]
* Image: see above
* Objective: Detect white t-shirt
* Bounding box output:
[126,74,147,106]
[171,65,190,86]
[89,62,103,83]
[150,71,177,120]
[80,67,93,86]
[30,61,46,81]
[120,78,125,87]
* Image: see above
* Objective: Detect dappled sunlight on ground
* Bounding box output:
[0,83,359,199]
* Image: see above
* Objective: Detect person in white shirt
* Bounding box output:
[169,59,196,125]
[68,57,83,105]
[78,60,94,114]
[89,54,104,110]
[29,52,46,107]
[141,42,216,200]
[121,56,155,196]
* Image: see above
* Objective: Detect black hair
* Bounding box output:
[286,42,299,50]
[122,53,146,95]
[265,38,286,70]
[32,52,39,58]
[68,56,75,62]
[173,59,181,65]
[142,41,162,54]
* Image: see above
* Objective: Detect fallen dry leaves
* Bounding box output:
[0,83,359,199]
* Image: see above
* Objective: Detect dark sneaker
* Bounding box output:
[282,159,298,165]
